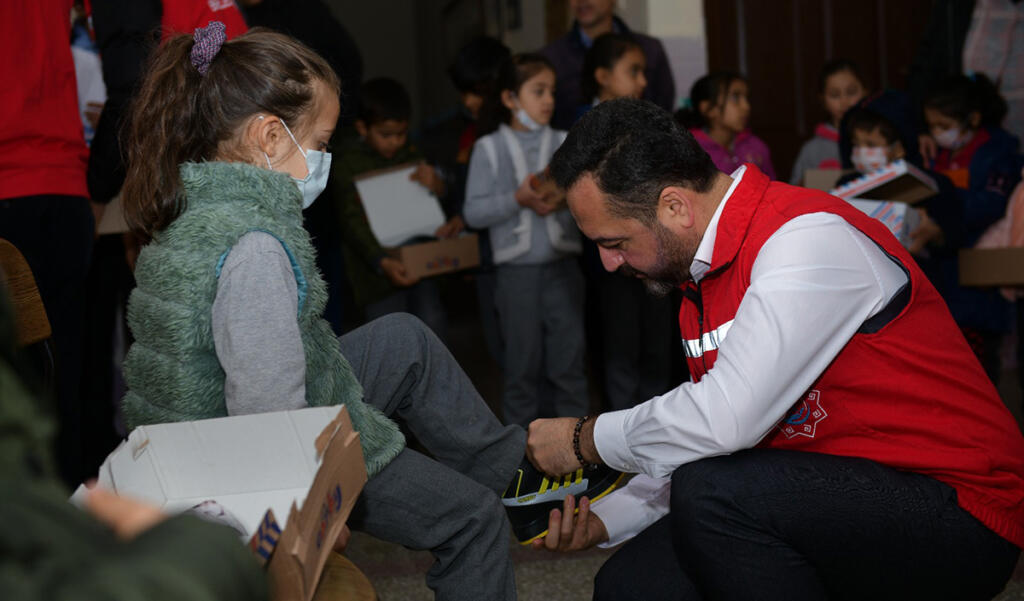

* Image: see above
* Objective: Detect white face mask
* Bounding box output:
[851,146,889,174]
[513,95,543,132]
[933,126,969,150]
[262,117,332,209]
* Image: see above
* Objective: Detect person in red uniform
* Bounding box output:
[0,1,96,485]
[525,99,1024,601]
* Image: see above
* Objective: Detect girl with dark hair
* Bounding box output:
[675,71,776,179]
[119,24,528,599]
[578,33,647,117]
[463,53,589,428]
[789,59,866,184]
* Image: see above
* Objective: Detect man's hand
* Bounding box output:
[85,486,166,540]
[434,215,465,239]
[515,176,555,216]
[527,417,598,476]
[380,256,419,287]
[410,162,445,197]
[532,494,609,552]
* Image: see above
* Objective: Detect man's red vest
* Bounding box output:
[680,165,1024,548]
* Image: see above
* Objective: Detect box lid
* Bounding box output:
[829,159,938,204]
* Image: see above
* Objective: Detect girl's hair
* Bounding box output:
[924,72,1007,129]
[818,59,863,92]
[581,33,643,103]
[674,71,744,130]
[478,53,555,136]
[122,28,340,242]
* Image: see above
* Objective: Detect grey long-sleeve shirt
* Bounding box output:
[211,231,307,415]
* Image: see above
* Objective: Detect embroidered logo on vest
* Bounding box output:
[779,389,827,439]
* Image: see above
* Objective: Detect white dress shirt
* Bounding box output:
[590,167,909,546]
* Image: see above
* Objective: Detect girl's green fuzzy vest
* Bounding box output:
[122,162,404,477]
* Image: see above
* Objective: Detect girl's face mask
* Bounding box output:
[932,126,971,150]
[263,117,332,209]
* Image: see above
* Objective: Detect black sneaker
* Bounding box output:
[502,458,626,544]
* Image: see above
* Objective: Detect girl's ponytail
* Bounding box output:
[122,35,206,241]
[122,27,340,242]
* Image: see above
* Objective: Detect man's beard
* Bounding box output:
[616,222,696,297]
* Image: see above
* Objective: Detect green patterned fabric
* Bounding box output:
[122,161,404,476]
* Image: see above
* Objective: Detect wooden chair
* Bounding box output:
[0,238,51,347]
[0,239,54,396]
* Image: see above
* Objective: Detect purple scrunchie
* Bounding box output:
[190,21,227,76]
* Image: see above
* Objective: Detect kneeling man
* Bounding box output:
[527,99,1024,601]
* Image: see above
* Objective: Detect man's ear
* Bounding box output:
[354,120,368,140]
[657,186,695,229]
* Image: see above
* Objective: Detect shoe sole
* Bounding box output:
[510,470,627,545]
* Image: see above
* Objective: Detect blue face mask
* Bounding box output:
[263,118,332,209]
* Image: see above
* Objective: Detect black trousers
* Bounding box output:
[0,194,94,485]
[595,449,1020,601]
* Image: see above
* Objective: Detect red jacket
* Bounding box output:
[681,165,1024,547]
[0,1,89,200]
[160,0,248,41]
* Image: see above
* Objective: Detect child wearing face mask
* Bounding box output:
[463,53,589,427]
[921,74,1022,382]
[118,25,533,599]
[675,71,776,179]
[789,59,866,184]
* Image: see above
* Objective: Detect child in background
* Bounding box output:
[417,36,511,368]
[922,74,1022,381]
[675,71,776,179]
[118,26,529,599]
[332,77,458,340]
[463,54,588,427]
[577,33,647,118]
[579,33,678,411]
[789,59,866,184]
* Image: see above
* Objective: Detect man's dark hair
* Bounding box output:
[357,77,411,125]
[549,99,717,223]
[448,36,510,95]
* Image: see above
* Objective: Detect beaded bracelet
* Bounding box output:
[573,415,598,469]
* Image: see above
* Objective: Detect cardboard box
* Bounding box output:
[829,159,939,204]
[72,405,367,601]
[388,233,479,279]
[958,247,1024,287]
[354,163,447,247]
[803,168,847,192]
[845,198,920,248]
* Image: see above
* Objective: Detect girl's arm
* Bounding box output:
[212,232,307,415]
[463,143,522,229]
